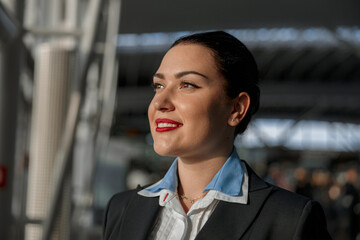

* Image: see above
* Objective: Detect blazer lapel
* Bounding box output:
[119,186,161,240]
[196,163,273,240]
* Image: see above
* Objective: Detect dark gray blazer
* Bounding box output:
[103,162,332,240]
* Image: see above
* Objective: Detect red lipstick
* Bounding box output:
[155,118,183,132]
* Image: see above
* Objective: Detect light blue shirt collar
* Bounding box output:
[146,158,178,193]
[203,149,244,196]
[145,148,244,197]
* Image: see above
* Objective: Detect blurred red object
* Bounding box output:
[0,165,7,188]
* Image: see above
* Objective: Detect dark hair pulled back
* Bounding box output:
[171,31,260,135]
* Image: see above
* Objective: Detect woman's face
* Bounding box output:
[148,43,235,159]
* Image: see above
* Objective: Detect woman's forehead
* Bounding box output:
[156,43,219,77]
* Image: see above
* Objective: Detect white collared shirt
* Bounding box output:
[138,149,249,240]
[148,190,220,240]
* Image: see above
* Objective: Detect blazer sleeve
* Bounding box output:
[293,200,332,240]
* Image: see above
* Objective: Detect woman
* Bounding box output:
[103,31,332,240]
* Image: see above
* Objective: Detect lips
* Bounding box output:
[155,118,183,132]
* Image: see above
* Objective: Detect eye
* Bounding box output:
[180,81,199,89]
[152,82,164,91]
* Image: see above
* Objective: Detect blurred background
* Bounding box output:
[0,0,359,239]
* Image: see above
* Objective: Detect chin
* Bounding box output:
[153,143,177,157]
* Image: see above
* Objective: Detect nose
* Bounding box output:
[151,89,175,112]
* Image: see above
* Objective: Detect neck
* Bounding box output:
[177,146,233,197]
[176,145,233,213]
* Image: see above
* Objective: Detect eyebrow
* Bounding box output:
[153,71,209,80]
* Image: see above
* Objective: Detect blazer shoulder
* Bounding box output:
[262,186,332,239]
[108,188,138,209]
[103,188,139,239]
[106,183,152,211]
[269,185,310,208]
[293,199,332,239]
[244,161,314,211]
[265,185,316,221]
[233,162,331,239]
[103,185,161,240]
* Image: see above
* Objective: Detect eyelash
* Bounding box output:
[180,81,200,89]
[151,81,200,91]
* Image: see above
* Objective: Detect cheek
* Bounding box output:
[207,98,232,127]
[148,100,155,126]
[180,97,222,128]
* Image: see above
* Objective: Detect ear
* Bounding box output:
[228,92,251,126]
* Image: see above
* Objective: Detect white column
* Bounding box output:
[26,43,73,240]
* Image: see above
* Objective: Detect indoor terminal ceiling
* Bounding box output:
[111,0,360,134]
[118,0,360,33]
